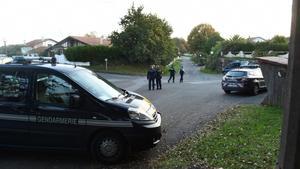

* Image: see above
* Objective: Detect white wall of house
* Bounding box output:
[42,40,56,47]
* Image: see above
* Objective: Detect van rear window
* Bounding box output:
[0,71,29,102]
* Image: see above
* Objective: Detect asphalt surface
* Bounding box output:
[0,57,266,169]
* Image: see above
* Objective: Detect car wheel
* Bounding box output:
[224,90,231,94]
[91,132,127,163]
[252,84,259,95]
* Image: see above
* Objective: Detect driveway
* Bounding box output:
[0,57,266,169]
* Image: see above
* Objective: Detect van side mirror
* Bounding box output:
[70,94,80,108]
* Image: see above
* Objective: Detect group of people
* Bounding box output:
[147,64,185,90]
[147,65,162,90]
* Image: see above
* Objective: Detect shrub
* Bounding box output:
[64,46,124,65]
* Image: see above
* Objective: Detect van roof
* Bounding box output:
[0,64,86,74]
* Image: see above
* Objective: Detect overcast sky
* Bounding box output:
[0,0,293,45]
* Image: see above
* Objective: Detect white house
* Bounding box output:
[21,38,57,55]
[248,37,266,43]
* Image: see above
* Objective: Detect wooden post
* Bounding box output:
[278,0,300,168]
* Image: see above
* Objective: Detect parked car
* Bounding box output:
[221,67,267,95]
[0,64,161,163]
[222,60,250,74]
[11,56,30,64]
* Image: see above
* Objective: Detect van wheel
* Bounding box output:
[252,84,259,95]
[224,90,231,94]
[91,132,127,164]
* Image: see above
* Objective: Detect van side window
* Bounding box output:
[0,71,29,102]
[36,74,78,107]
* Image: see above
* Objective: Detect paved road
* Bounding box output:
[0,57,266,169]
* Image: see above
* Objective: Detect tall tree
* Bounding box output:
[270,35,288,44]
[187,24,223,54]
[172,37,188,55]
[111,5,176,65]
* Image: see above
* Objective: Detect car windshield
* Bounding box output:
[226,71,247,77]
[68,69,123,101]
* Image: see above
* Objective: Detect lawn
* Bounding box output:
[86,64,149,75]
[151,105,282,169]
[86,58,182,76]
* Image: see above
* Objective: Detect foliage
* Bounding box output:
[87,64,149,75]
[270,35,288,44]
[64,45,123,65]
[0,44,25,56]
[111,5,176,65]
[172,37,188,55]
[152,105,282,169]
[84,31,98,38]
[187,24,223,54]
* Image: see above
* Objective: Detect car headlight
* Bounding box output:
[222,76,226,81]
[128,107,154,121]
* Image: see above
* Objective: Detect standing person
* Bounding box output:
[168,65,176,83]
[51,56,57,65]
[155,65,162,90]
[147,65,156,90]
[179,66,185,83]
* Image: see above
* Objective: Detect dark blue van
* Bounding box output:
[0,64,161,163]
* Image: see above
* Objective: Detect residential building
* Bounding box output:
[248,37,266,43]
[46,36,111,56]
[21,39,57,55]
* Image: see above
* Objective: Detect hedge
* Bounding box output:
[64,46,125,65]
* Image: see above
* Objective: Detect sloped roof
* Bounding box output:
[69,36,111,46]
[26,39,57,47]
[248,37,266,42]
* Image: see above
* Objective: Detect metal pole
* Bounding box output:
[3,40,7,56]
[105,58,108,71]
[277,0,300,168]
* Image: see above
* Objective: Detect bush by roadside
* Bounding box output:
[150,105,282,169]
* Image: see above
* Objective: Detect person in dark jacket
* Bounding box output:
[168,65,176,83]
[155,65,162,90]
[51,56,57,65]
[179,66,185,83]
[147,65,156,90]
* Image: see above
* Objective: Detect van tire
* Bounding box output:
[224,90,231,94]
[91,132,127,164]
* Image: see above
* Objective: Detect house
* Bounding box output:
[46,36,111,56]
[21,39,57,55]
[248,37,266,43]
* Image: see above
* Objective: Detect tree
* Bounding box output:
[270,35,288,44]
[187,24,223,54]
[85,31,97,38]
[111,5,176,65]
[172,37,188,55]
[0,44,25,56]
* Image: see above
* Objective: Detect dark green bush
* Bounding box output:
[64,46,125,65]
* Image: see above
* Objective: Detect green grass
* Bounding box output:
[201,67,220,74]
[86,64,149,75]
[152,105,282,169]
[86,59,181,76]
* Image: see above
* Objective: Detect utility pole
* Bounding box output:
[277,0,300,168]
[3,40,7,56]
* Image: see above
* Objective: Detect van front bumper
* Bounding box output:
[125,113,162,150]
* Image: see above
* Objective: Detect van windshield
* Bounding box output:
[68,69,123,101]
